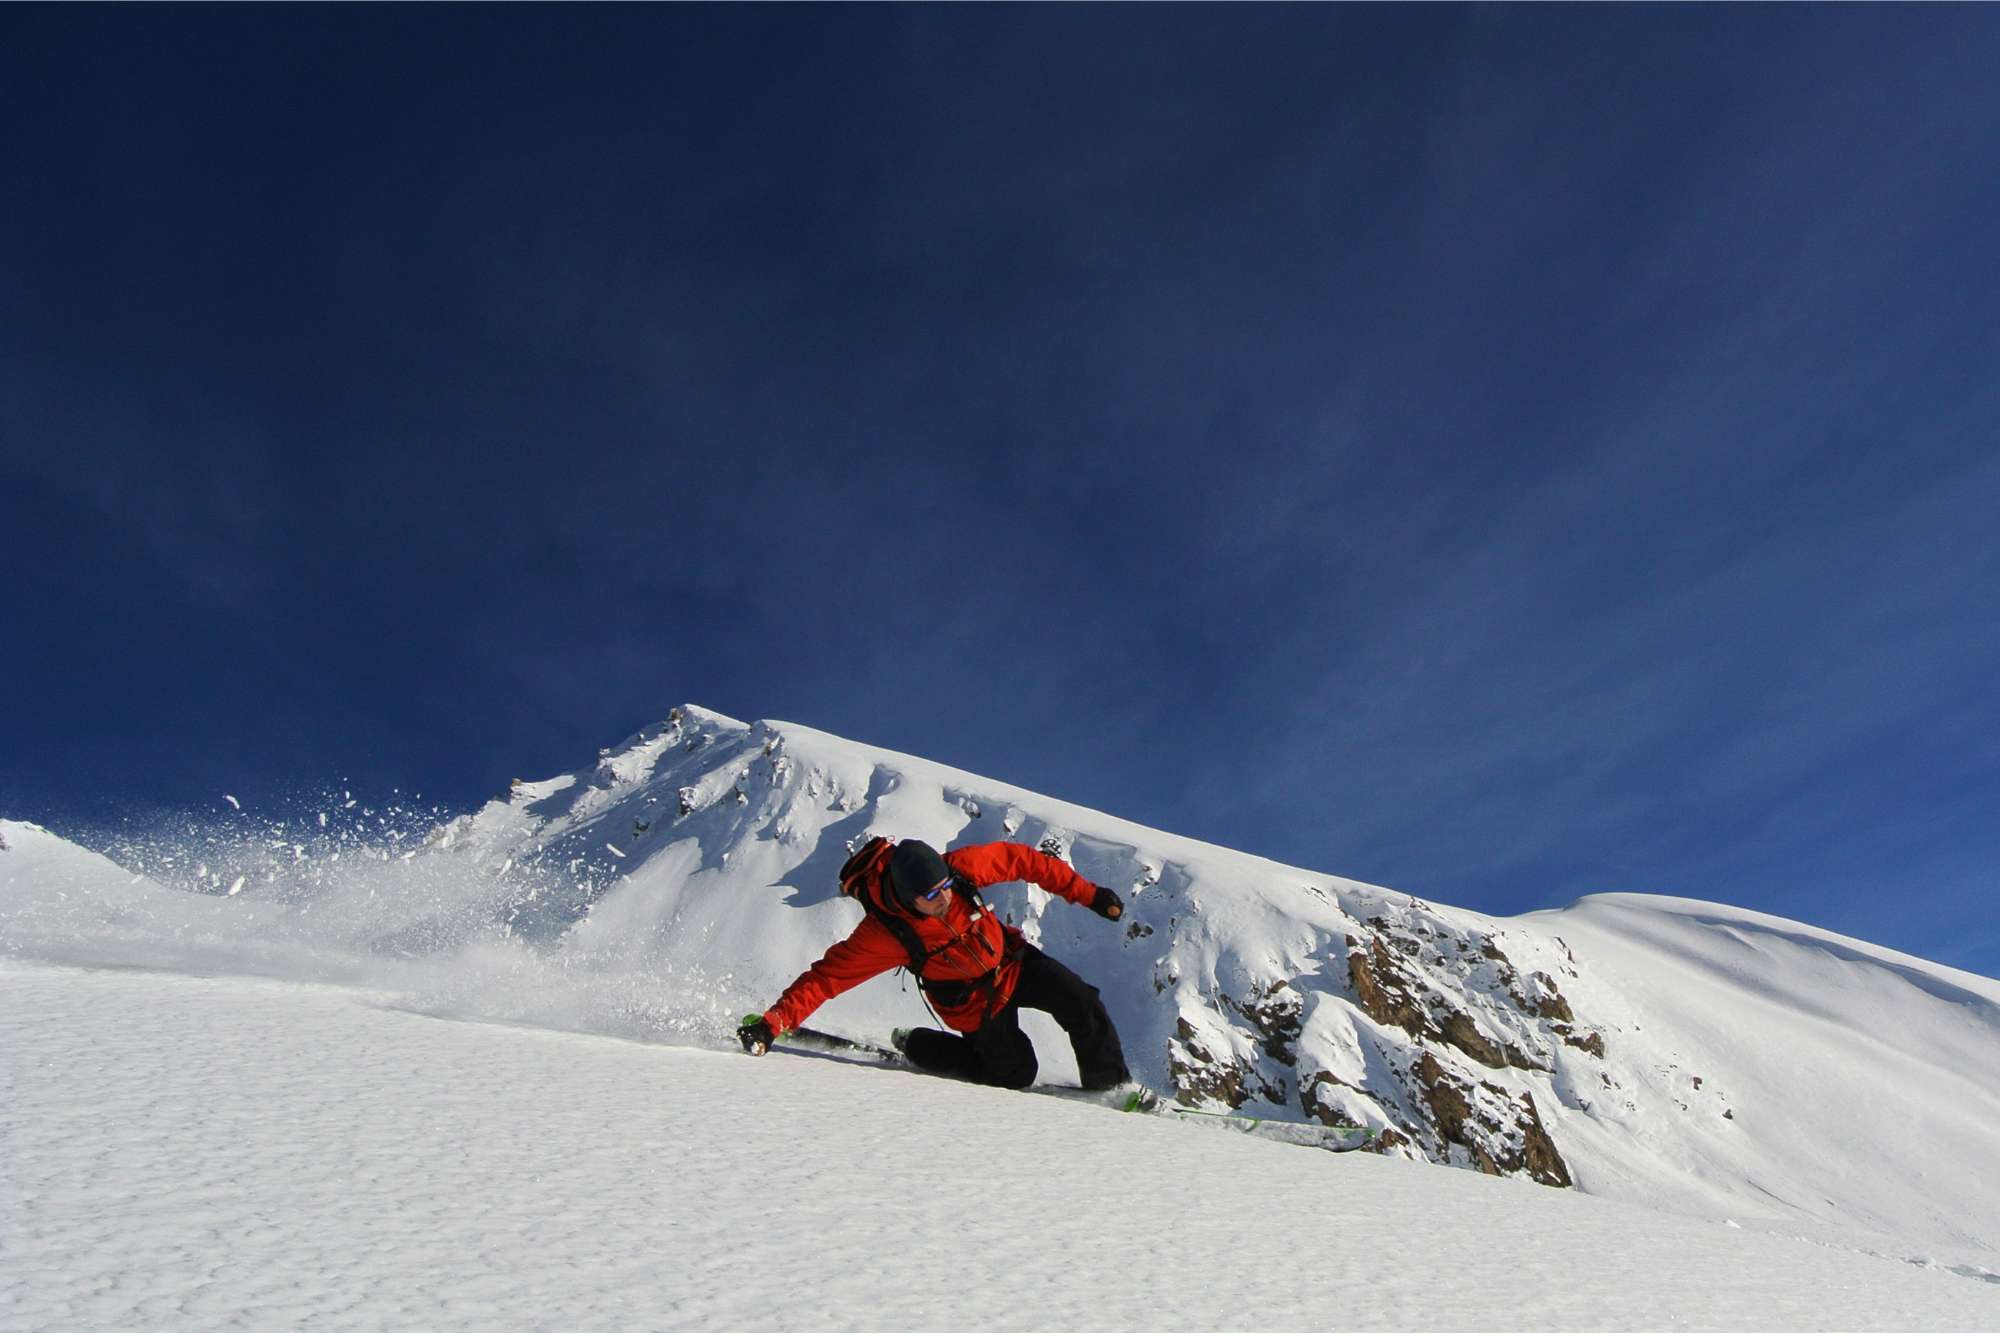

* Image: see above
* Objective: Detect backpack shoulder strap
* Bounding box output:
[861,895,930,973]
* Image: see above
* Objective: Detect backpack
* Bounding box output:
[836,836,998,1005]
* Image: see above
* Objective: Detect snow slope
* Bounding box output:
[5,701,2000,1323]
[5,960,1995,1332]
[1534,894,2000,1255]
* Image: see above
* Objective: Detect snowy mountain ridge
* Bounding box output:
[6,702,1999,1276]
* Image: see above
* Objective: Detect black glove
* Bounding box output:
[1090,886,1124,921]
[738,1016,776,1056]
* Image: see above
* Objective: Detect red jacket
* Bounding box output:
[764,841,1104,1035]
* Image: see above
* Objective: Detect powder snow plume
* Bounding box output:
[0,791,741,1047]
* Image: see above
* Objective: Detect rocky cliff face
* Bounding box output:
[1163,892,1586,1187]
[420,705,1618,1189]
[1119,854,1593,1188]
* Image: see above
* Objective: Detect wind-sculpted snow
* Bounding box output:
[6,702,2000,1270]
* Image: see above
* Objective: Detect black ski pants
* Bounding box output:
[904,944,1130,1091]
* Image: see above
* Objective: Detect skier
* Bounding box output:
[737,838,1134,1091]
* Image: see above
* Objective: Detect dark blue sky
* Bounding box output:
[6,8,1998,976]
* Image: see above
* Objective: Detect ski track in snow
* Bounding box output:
[4,961,1996,1332]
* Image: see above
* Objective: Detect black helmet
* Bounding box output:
[887,840,952,910]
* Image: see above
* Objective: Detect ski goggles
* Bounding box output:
[918,875,953,901]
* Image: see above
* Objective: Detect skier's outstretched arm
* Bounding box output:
[739,920,904,1055]
[946,842,1124,920]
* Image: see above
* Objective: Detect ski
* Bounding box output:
[1033,1083,1374,1154]
[1162,1106,1378,1154]
[745,1018,902,1062]
[747,1019,1376,1155]
[786,1025,902,1061]
[1044,1085,1375,1153]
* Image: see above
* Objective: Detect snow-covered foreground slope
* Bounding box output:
[5,959,1995,1333]
[5,700,2000,1315]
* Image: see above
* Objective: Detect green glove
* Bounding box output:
[738,1014,776,1056]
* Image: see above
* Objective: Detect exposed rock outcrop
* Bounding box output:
[1154,896,1596,1186]
[1169,1016,1252,1109]
[1413,1051,1571,1187]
